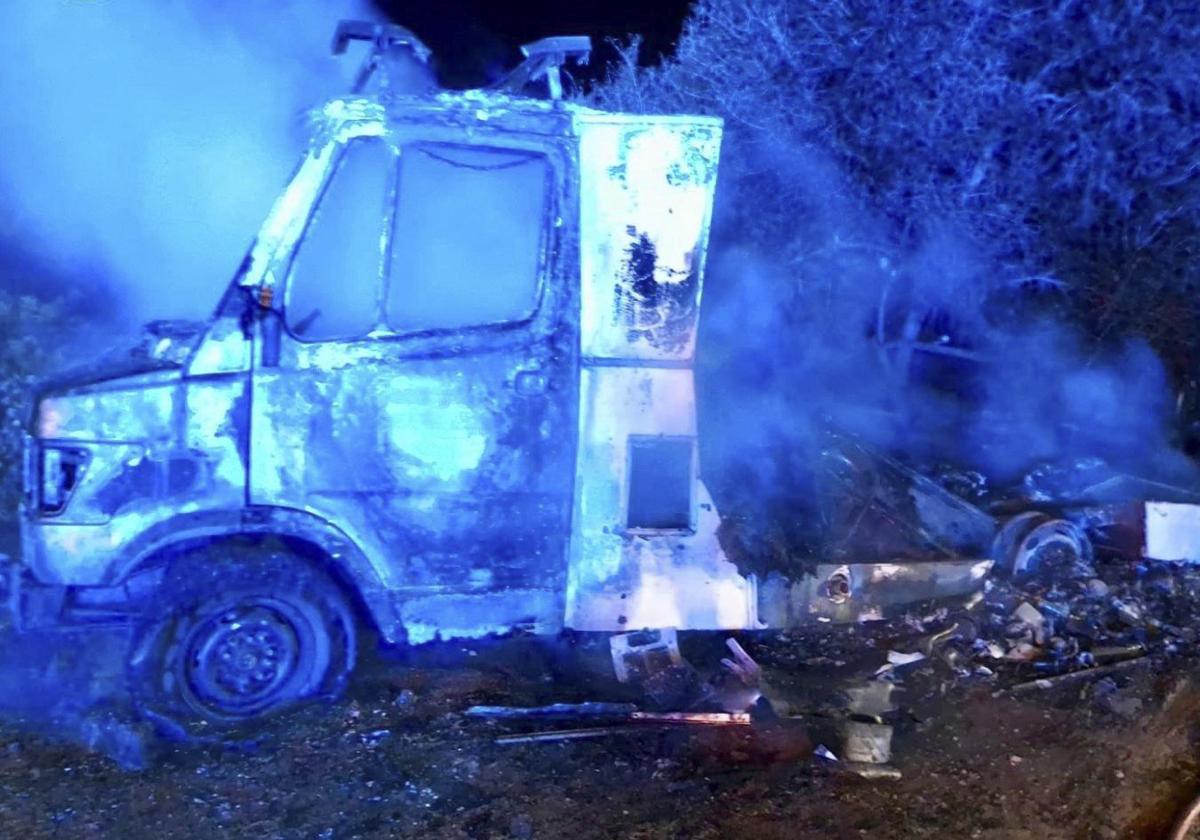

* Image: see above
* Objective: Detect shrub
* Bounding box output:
[590,0,1200,367]
[0,291,66,518]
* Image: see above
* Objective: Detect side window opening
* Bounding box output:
[285,138,393,341]
[385,145,549,333]
[626,437,695,531]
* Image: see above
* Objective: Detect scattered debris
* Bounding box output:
[466,703,638,720]
[495,726,648,745]
[500,538,1200,777]
[609,629,685,684]
[813,744,838,761]
[842,719,893,765]
[886,650,926,668]
[467,705,749,727]
[843,682,896,718]
[838,676,899,778]
[708,637,772,713]
[1000,657,1150,696]
[476,636,789,757]
[609,629,704,709]
[842,763,903,781]
[488,711,751,746]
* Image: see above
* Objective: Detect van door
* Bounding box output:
[248,134,577,633]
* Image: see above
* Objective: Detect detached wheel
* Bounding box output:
[129,544,357,738]
[991,513,1092,579]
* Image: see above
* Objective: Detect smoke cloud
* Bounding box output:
[696,138,1195,492]
[0,1,1186,487]
[0,0,376,327]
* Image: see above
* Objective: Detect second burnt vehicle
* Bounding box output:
[4,22,994,734]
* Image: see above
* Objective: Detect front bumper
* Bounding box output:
[0,556,151,631]
[0,552,68,631]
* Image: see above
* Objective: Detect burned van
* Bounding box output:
[6,23,990,731]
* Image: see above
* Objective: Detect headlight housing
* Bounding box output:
[35,444,89,516]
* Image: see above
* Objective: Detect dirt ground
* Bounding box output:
[0,623,1198,840]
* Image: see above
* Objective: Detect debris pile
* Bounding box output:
[894,547,1200,692]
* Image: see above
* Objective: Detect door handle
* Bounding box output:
[514,369,548,395]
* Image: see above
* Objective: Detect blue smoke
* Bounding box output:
[0,0,375,327]
[697,138,1195,489]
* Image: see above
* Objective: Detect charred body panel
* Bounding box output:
[816,433,997,565]
[566,366,757,631]
[576,116,721,362]
[244,99,581,642]
[23,369,247,586]
[758,560,992,626]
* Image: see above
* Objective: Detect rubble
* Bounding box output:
[879,520,1200,698]
[841,719,893,764]
[608,629,704,709]
[885,650,926,667]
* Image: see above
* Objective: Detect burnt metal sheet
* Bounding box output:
[565,115,747,633]
[22,371,248,586]
[565,365,758,632]
[575,115,722,362]
[758,559,993,625]
[244,93,583,641]
[817,432,998,564]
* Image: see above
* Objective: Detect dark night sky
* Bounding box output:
[371,0,695,88]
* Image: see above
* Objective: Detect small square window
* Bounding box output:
[626,437,694,531]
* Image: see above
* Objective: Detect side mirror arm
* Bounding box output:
[255,285,282,368]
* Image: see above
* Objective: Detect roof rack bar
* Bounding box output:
[332,20,432,94]
[493,36,592,100]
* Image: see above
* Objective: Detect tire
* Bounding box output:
[991,513,1092,579]
[128,542,357,739]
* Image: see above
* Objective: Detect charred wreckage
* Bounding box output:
[3,22,1200,750]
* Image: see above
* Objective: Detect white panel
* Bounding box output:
[565,365,757,631]
[575,114,722,361]
[1144,501,1200,562]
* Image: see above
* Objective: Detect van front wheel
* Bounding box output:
[128,546,357,739]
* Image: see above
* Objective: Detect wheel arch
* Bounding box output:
[113,506,401,641]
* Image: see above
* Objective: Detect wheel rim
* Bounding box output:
[182,598,310,719]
